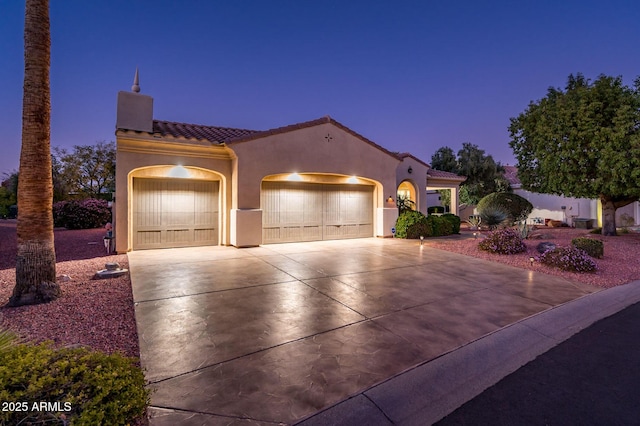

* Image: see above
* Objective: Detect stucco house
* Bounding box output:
[113,79,463,252]
[503,165,640,228]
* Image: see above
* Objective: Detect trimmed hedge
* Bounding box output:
[396,211,459,239]
[0,342,149,425]
[395,210,427,238]
[571,237,604,259]
[442,213,461,234]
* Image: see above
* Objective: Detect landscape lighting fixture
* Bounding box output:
[420,235,424,246]
[529,257,535,265]
[473,232,477,239]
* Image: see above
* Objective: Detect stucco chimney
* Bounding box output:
[116,68,153,132]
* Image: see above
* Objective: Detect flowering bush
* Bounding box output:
[538,245,598,273]
[478,228,526,254]
[53,199,111,229]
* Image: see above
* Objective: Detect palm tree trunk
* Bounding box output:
[9,0,60,306]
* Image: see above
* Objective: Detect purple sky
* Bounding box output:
[1,0,639,177]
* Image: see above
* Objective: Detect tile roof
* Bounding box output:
[124,116,433,167]
[152,120,260,143]
[397,152,430,168]
[503,165,521,186]
[225,116,401,160]
[427,169,466,181]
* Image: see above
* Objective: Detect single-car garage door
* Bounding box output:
[262,181,374,244]
[133,178,219,249]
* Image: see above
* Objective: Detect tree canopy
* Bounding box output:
[53,141,115,200]
[430,143,509,205]
[509,73,640,235]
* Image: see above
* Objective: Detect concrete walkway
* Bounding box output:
[128,238,607,425]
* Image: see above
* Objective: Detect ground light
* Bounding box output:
[420,235,424,246]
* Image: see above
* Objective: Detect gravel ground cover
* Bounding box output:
[0,220,138,358]
[425,225,640,288]
[1,220,639,359]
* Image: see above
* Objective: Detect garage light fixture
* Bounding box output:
[168,165,191,178]
[287,173,303,181]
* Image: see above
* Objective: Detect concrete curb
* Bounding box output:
[296,280,640,426]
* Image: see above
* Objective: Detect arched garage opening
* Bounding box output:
[261,173,380,244]
[127,166,225,250]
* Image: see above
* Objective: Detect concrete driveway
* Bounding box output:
[128,237,597,425]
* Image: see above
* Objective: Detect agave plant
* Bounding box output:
[479,206,509,230]
[466,215,482,230]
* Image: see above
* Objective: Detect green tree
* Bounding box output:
[11,0,60,306]
[53,141,115,200]
[431,144,510,206]
[430,147,458,210]
[430,146,458,172]
[509,73,640,236]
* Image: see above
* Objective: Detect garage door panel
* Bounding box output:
[262,181,373,243]
[133,178,219,249]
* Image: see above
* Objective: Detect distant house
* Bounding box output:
[503,165,639,227]
[113,78,464,252]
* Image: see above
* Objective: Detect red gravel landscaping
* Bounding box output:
[0,220,138,358]
[425,225,640,288]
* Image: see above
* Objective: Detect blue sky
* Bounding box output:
[1,0,639,176]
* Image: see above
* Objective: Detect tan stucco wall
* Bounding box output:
[229,123,399,207]
[116,122,408,249]
[115,133,233,252]
[228,122,400,239]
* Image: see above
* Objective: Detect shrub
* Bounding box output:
[442,213,461,234]
[479,206,510,230]
[0,342,149,425]
[54,198,111,229]
[395,210,427,238]
[538,246,598,273]
[407,221,432,239]
[478,228,527,254]
[589,227,603,234]
[477,192,533,223]
[403,213,457,238]
[571,237,604,259]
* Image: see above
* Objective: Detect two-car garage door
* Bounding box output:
[262,181,374,244]
[132,178,219,249]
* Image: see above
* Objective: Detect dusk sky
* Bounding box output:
[1,0,639,177]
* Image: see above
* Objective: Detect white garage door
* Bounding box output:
[133,178,219,249]
[262,181,374,244]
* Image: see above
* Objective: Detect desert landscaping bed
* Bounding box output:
[1,220,640,358]
[0,221,138,357]
[425,225,640,288]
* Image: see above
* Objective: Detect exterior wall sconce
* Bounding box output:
[387,195,394,203]
[408,166,413,174]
